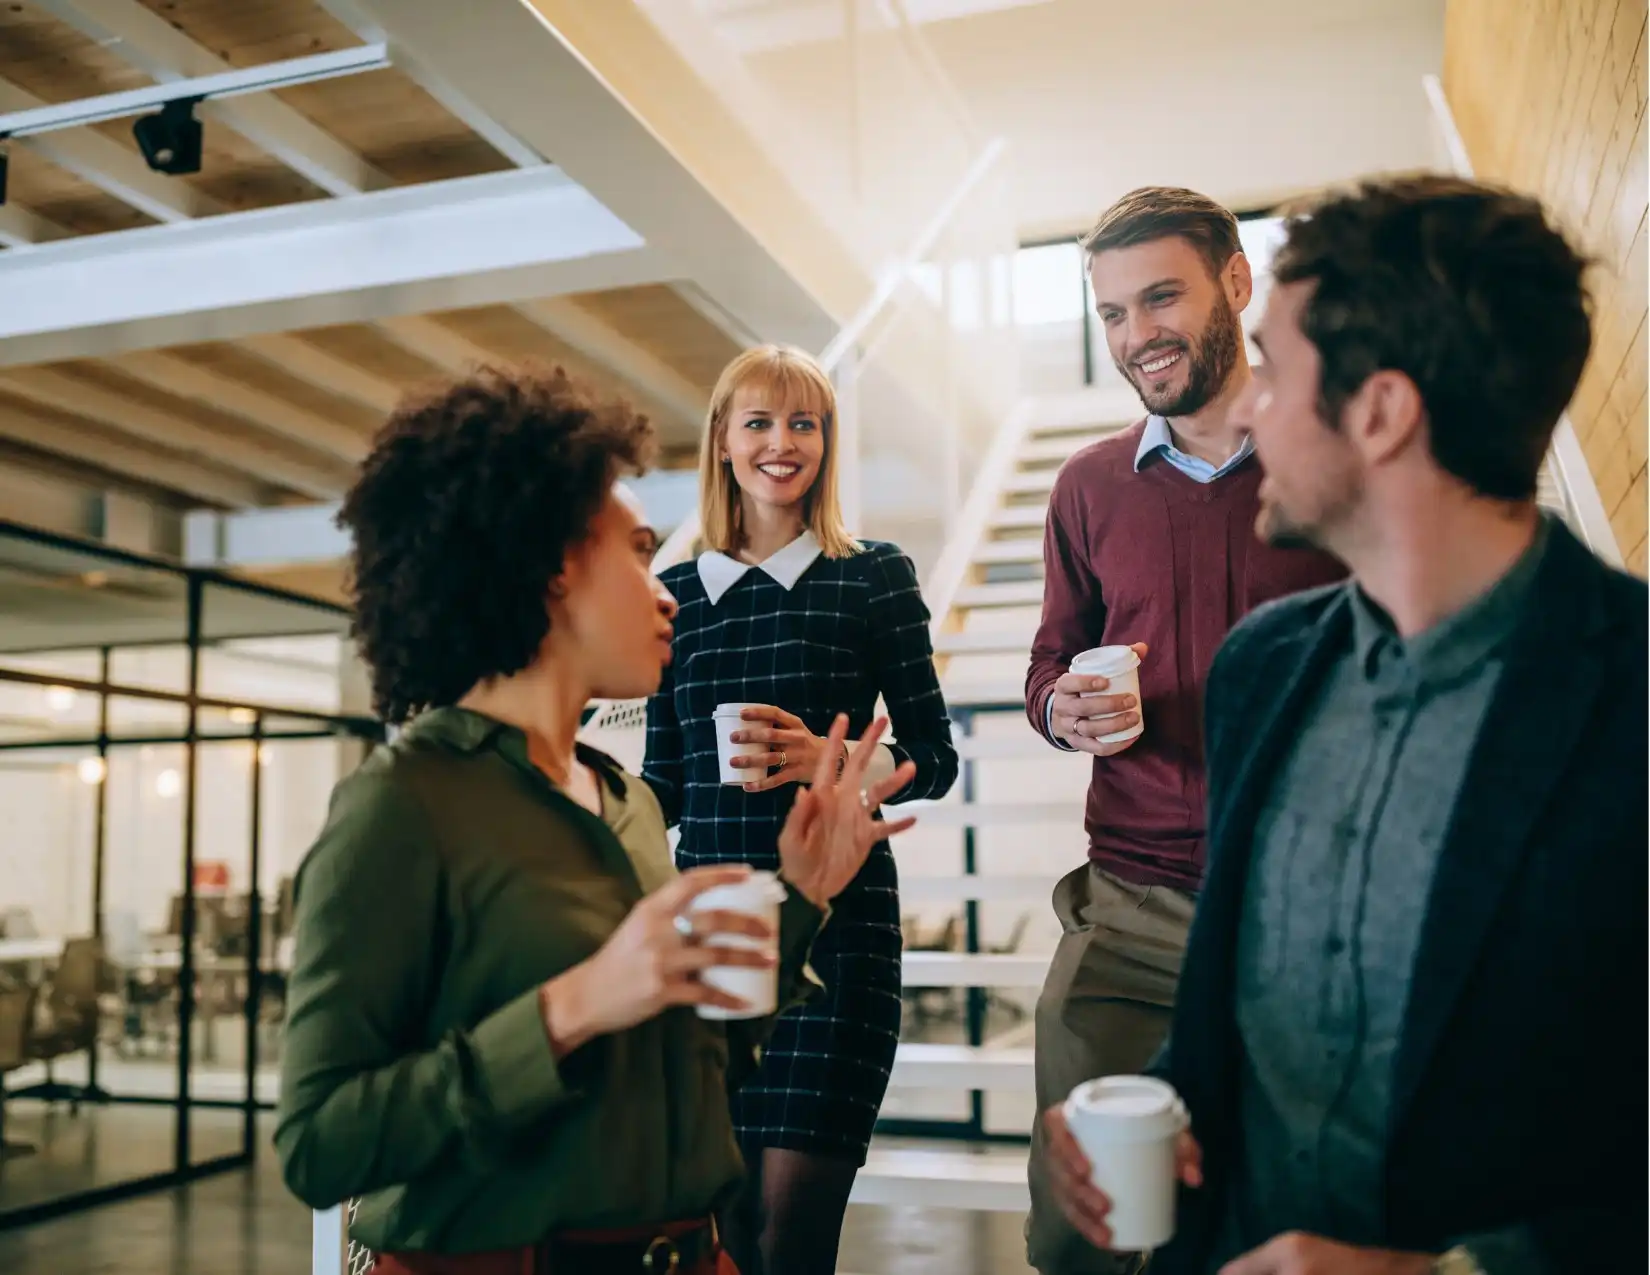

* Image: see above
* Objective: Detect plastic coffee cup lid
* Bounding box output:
[692,869,788,911]
[1069,645,1140,678]
[1063,1075,1187,1142]
[714,702,759,717]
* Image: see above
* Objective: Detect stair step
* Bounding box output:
[955,579,1045,609]
[932,627,1036,656]
[991,506,1048,531]
[889,1043,1036,1090]
[905,800,1086,827]
[1030,413,1130,438]
[852,1147,1030,1211]
[973,540,1043,566]
[898,874,1057,904]
[943,678,1029,707]
[1004,469,1057,496]
[902,952,1050,987]
[1020,434,1106,464]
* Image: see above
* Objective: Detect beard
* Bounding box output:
[1255,466,1362,553]
[1255,497,1321,550]
[1116,290,1243,417]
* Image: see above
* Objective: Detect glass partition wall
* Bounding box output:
[0,520,380,1228]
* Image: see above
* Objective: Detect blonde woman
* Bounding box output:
[643,345,957,1274]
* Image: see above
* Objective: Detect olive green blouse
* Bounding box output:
[274,707,824,1254]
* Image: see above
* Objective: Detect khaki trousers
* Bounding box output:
[1025,863,1195,1275]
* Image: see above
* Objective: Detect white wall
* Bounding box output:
[911,0,1447,237]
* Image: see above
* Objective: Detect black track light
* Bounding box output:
[132,97,203,176]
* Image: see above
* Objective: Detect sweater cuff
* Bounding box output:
[776,880,828,1005]
[1041,687,1077,752]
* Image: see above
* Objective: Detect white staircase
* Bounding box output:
[850,387,1139,1213]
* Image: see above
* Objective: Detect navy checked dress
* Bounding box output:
[642,536,957,1161]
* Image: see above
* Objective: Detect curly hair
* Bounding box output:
[338,364,656,723]
[1273,174,1592,502]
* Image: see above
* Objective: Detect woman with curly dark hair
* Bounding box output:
[273,365,919,1275]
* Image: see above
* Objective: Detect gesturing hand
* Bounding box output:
[778,715,919,909]
[540,866,777,1054]
[1043,1103,1202,1251]
[727,704,838,792]
[1050,641,1149,757]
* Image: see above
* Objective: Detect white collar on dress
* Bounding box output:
[697,531,823,605]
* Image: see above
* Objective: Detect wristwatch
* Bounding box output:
[1432,1247,1486,1275]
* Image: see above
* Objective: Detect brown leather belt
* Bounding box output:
[373,1217,726,1274]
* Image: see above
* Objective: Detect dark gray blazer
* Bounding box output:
[1154,521,1648,1272]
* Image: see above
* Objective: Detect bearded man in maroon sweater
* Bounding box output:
[1023,187,1345,1275]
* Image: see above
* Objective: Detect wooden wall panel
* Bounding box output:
[1445,0,1648,572]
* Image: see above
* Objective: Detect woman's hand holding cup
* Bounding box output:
[539,866,778,1054]
[725,703,840,791]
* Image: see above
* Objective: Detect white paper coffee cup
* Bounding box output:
[689,870,786,1020]
[1068,646,1143,744]
[1063,1075,1188,1251]
[713,702,768,785]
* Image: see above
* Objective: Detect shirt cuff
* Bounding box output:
[843,739,899,789]
[1044,691,1077,751]
[776,880,828,1005]
[463,984,579,1130]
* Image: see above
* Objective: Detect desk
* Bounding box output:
[0,938,62,963]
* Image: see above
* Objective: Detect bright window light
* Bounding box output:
[1013,241,1084,326]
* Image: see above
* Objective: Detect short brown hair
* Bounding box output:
[1081,186,1242,278]
[1273,174,1591,502]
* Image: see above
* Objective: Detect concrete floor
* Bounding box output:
[0,1107,1034,1275]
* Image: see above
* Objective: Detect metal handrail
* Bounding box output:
[1421,73,1623,568]
[819,138,1008,375]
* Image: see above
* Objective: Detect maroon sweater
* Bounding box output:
[1025,420,1346,891]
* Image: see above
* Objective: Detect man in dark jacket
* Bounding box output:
[1043,174,1648,1275]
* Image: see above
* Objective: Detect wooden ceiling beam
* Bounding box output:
[237,334,404,418]
[0,205,73,250]
[373,315,501,377]
[0,396,267,507]
[109,350,370,464]
[28,0,392,198]
[0,366,349,500]
[0,76,223,223]
[313,0,546,170]
[513,299,707,431]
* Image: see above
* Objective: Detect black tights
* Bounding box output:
[720,1146,861,1275]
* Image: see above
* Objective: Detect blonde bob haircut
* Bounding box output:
[698,344,860,559]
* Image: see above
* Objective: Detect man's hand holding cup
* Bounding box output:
[1051,642,1148,757]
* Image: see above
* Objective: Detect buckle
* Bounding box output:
[642,1236,680,1272]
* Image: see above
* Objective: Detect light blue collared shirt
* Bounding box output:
[1042,416,1257,749]
[1133,414,1254,482]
